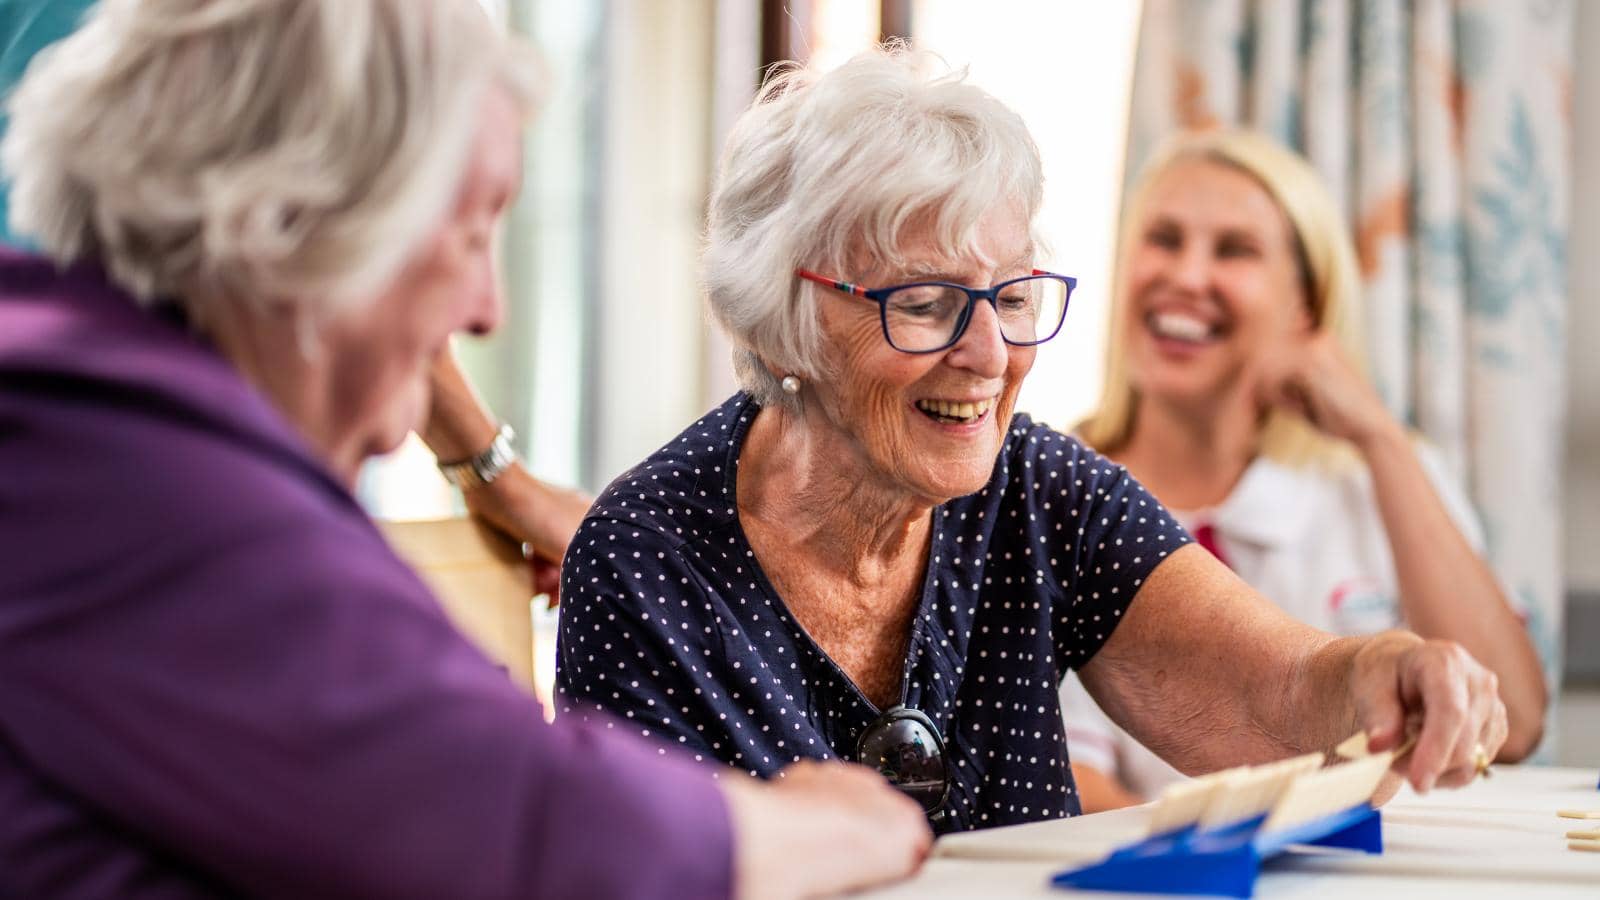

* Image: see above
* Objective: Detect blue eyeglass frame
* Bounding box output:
[796,267,1078,354]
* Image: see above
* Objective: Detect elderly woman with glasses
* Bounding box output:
[441,47,1508,833]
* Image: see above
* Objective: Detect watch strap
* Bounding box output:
[437,424,517,491]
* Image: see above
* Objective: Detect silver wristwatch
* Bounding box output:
[437,424,517,491]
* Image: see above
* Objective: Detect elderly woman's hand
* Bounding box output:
[721,762,931,899]
[463,471,591,603]
[1348,631,1508,793]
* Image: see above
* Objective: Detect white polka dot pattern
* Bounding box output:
[555,393,1191,832]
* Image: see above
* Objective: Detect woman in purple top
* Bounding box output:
[440,46,1511,834]
[0,1,929,897]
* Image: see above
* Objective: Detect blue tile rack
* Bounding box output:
[1051,804,1382,898]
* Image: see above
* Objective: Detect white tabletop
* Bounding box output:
[861,766,1600,898]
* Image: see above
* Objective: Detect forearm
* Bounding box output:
[1266,631,1383,754]
[1358,425,1547,758]
[462,462,577,556]
[421,346,501,461]
[421,348,592,560]
[1085,547,1359,773]
[1079,548,1509,796]
[418,346,535,535]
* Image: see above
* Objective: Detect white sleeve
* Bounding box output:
[1060,672,1119,773]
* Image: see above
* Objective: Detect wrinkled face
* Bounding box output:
[1122,159,1311,407]
[806,207,1037,504]
[322,88,522,462]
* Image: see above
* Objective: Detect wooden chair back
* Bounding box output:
[379,517,535,693]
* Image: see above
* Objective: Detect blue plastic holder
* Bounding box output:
[1051,804,1382,899]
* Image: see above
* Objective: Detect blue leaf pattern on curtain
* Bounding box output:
[1127,0,1571,756]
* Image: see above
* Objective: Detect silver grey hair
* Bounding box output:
[702,44,1045,408]
[2,0,541,323]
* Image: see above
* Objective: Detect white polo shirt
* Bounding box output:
[1060,443,1490,799]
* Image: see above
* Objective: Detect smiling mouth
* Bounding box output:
[915,397,996,426]
[1146,311,1223,344]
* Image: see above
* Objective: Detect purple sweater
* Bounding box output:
[0,248,732,899]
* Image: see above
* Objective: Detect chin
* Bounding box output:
[353,423,411,466]
[1138,379,1211,407]
[363,390,429,462]
[1132,364,1226,407]
[915,458,998,502]
[374,427,412,459]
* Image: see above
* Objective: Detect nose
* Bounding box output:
[462,255,504,337]
[1168,242,1210,295]
[945,297,1008,378]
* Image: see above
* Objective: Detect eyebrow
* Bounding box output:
[1215,228,1266,244]
[1147,215,1264,240]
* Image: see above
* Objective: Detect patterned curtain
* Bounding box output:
[1126,0,1571,705]
[0,0,100,248]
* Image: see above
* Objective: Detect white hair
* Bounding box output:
[702,44,1045,407]
[2,0,541,325]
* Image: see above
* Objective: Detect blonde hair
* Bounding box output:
[3,0,541,326]
[1078,129,1367,469]
[701,43,1044,408]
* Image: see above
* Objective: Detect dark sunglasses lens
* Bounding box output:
[859,715,948,812]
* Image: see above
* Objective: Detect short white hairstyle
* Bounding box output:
[2,0,541,324]
[702,44,1044,407]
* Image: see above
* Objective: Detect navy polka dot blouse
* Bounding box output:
[556,393,1190,832]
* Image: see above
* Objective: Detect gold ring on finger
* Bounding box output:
[1472,742,1492,778]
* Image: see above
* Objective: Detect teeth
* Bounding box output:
[917,397,995,422]
[1151,312,1213,342]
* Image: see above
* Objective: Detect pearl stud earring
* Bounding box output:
[781,375,801,395]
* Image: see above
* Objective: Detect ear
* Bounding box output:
[759,356,787,382]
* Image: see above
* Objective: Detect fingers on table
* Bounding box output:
[1436,652,1503,789]
[1405,644,1479,791]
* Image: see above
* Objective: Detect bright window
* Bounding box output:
[910,1,1144,432]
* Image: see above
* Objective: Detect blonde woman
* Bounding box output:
[1062,130,1547,811]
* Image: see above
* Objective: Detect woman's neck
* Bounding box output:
[736,402,933,589]
[201,302,363,489]
[1115,390,1260,511]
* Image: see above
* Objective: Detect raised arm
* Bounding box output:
[1258,330,1546,759]
[1080,544,1508,794]
[1357,426,1546,759]
[421,346,592,599]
